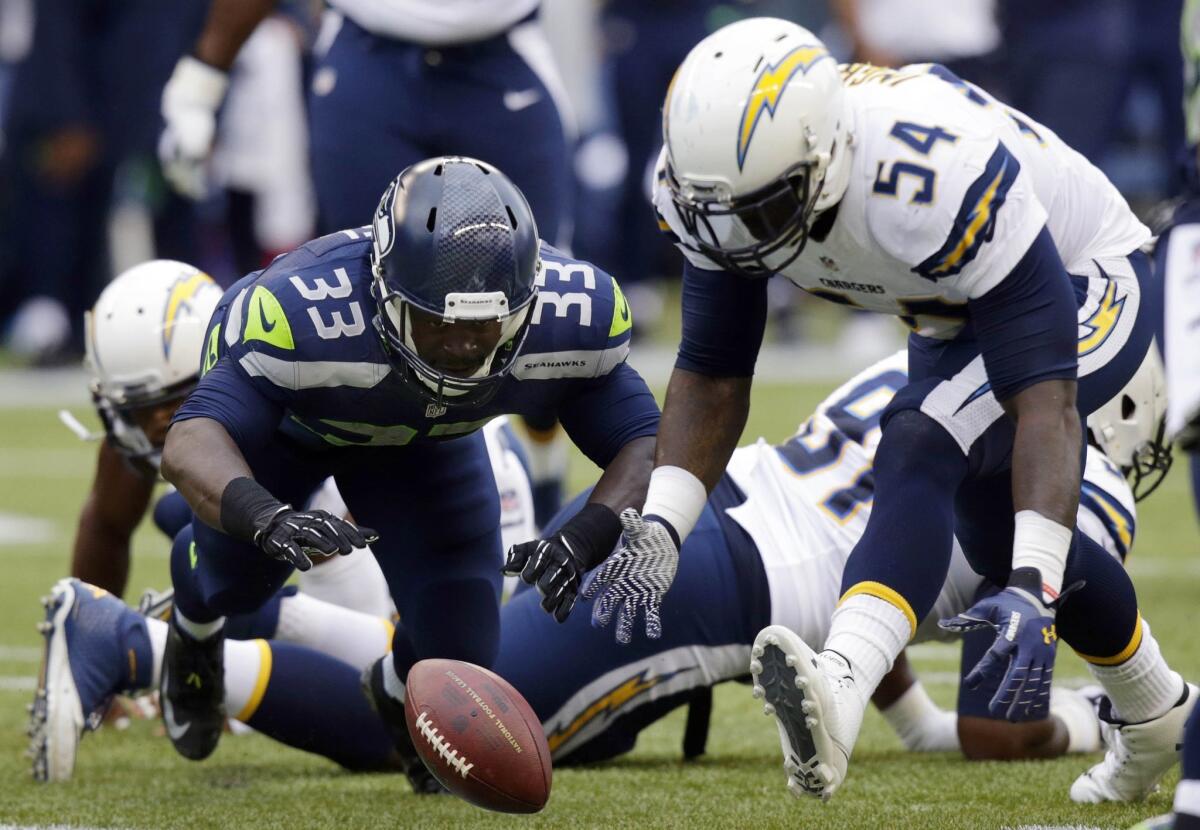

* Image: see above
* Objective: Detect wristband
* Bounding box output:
[642,465,707,545]
[1011,509,1071,603]
[220,477,285,542]
[559,503,622,570]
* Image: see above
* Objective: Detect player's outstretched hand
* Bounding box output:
[252,508,379,572]
[503,537,586,623]
[939,569,1072,721]
[582,508,679,644]
[159,56,228,199]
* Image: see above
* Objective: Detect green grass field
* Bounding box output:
[0,381,1197,830]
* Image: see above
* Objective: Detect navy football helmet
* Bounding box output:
[370,157,540,408]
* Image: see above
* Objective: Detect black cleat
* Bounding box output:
[361,658,444,794]
[160,616,224,761]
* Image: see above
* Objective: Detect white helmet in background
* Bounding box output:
[662,17,851,276]
[1087,342,1172,501]
[84,260,222,462]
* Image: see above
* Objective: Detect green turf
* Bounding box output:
[0,383,1196,829]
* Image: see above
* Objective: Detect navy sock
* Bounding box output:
[1055,531,1139,657]
[840,410,967,620]
[244,641,398,772]
[1184,703,1200,782]
[169,525,220,624]
[224,586,294,641]
[121,612,154,691]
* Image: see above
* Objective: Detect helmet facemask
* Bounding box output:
[668,158,821,277]
[372,270,537,410]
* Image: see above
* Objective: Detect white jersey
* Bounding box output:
[655,64,1150,340]
[326,0,538,45]
[723,352,1137,647]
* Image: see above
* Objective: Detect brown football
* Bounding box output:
[404,658,552,813]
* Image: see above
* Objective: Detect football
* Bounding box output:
[404,658,552,813]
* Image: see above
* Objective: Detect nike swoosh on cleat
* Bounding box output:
[503,89,542,112]
[161,676,191,741]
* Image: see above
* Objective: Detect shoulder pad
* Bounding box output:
[516,246,632,380]
[220,245,388,390]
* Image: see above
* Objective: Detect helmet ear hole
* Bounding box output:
[1121,394,1136,420]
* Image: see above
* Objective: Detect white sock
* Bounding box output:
[1049,687,1102,753]
[1086,619,1184,723]
[223,638,271,721]
[1176,778,1200,819]
[825,594,911,700]
[145,617,168,688]
[298,550,394,618]
[381,652,406,703]
[880,681,959,752]
[275,591,393,672]
[174,609,225,641]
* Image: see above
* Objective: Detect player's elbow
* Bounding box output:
[957,716,1062,761]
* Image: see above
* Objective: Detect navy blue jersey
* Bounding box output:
[176,228,657,467]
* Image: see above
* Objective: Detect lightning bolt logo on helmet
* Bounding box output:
[737,44,832,170]
[162,271,217,358]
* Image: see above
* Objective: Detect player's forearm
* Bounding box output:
[71,511,131,596]
[1007,379,1081,524]
[641,369,750,544]
[588,436,655,516]
[1005,379,1081,597]
[656,369,750,489]
[193,0,278,70]
[162,417,255,530]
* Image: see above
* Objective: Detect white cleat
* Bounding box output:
[1069,682,1198,803]
[749,625,865,802]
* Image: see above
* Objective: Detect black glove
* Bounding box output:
[220,477,378,571]
[253,507,378,572]
[502,503,621,623]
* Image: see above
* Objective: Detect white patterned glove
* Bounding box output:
[582,508,680,644]
[159,56,228,199]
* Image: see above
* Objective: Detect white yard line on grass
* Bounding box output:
[0,513,56,545]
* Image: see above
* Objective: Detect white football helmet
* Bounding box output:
[1087,342,1172,501]
[662,17,852,276]
[84,260,222,462]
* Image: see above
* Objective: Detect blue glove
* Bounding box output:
[581,509,680,644]
[939,568,1073,722]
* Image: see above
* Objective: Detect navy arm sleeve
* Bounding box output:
[171,357,285,453]
[967,226,1078,401]
[557,363,660,469]
[675,262,769,377]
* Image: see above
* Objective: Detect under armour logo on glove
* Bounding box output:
[581,508,679,644]
[939,568,1083,722]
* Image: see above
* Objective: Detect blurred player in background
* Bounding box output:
[160,0,579,523]
[34,350,1183,787]
[1129,5,1200,827]
[585,17,1189,804]
[0,0,208,361]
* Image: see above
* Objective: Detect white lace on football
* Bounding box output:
[414,711,475,779]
